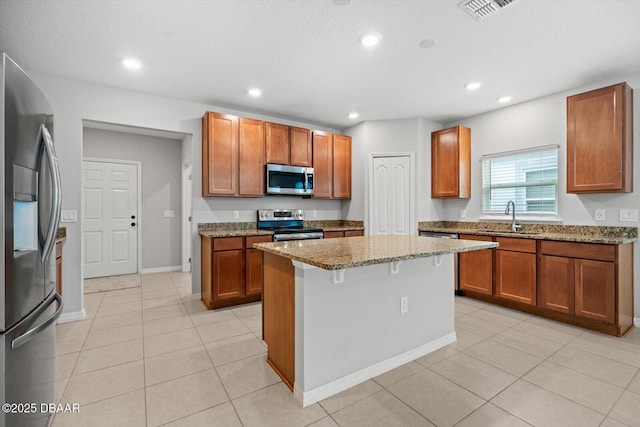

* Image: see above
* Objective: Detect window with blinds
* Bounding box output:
[481,145,558,216]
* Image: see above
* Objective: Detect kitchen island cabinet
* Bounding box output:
[567,82,633,193]
[255,235,496,406]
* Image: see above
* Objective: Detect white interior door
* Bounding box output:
[83,160,139,278]
[370,155,413,235]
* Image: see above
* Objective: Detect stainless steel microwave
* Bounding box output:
[266,163,314,196]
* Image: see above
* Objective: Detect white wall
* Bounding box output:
[443,70,640,322]
[342,118,444,229]
[83,128,183,271]
[30,72,339,320]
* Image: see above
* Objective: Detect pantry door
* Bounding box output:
[82,159,140,278]
[369,154,415,235]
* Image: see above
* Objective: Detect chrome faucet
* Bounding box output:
[504,200,521,232]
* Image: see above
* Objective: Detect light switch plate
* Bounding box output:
[619,209,638,222]
[60,210,78,223]
[594,209,605,221]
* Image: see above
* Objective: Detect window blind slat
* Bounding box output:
[482,146,558,215]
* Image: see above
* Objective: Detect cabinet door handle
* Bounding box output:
[131,222,136,227]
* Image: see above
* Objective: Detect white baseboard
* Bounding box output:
[293,331,457,408]
[141,265,182,274]
[57,309,86,324]
[634,317,639,327]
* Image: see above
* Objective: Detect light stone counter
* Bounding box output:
[254,234,497,270]
[418,221,637,245]
[256,234,496,407]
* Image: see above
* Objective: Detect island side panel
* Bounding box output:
[295,255,455,397]
[263,252,296,390]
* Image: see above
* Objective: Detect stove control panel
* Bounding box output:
[257,209,305,221]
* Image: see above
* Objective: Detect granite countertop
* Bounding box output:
[198,220,364,238]
[254,234,497,270]
[56,227,67,242]
[418,221,638,245]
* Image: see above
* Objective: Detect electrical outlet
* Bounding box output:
[460,209,466,219]
[594,209,605,221]
[313,210,318,218]
[60,210,78,223]
[233,210,239,219]
[163,210,175,218]
[620,209,638,222]
[400,296,408,314]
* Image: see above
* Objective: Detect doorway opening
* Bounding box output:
[81,121,192,293]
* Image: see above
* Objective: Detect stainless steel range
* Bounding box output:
[257,209,323,242]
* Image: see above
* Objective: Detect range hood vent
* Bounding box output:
[459,0,517,20]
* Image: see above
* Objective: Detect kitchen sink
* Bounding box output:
[499,230,542,236]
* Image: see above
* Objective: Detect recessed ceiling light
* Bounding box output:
[465,82,482,90]
[248,88,262,97]
[419,39,437,49]
[122,57,142,70]
[497,96,512,103]
[347,112,359,119]
[361,33,381,47]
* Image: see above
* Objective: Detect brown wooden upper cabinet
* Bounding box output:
[265,123,312,167]
[332,134,352,199]
[312,131,351,199]
[202,111,238,196]
[431,125,471,198]
[202,111,264,197]
[567,82,633,193]
[290,127,312,167]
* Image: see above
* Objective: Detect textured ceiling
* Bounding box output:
[1,0,640,129]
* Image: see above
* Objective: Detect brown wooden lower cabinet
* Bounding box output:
[575,258,615,324]
[459,234,493,295]
[460,236,633,337]
[539,255,574,314]
[201,234,272,309]
[324,230,364,238]
[494,238,537,305]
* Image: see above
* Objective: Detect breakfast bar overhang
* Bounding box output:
[254,235,497,407]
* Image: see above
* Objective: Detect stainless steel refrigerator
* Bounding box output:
[1,53,63,427]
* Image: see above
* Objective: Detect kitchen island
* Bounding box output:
[254,234,497,407]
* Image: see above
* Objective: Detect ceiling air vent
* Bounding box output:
[459,0,517,20]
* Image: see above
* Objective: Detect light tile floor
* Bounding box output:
[53,272,640,426]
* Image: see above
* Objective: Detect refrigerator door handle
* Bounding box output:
[39,124,62,264]
[11,292,63,350]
